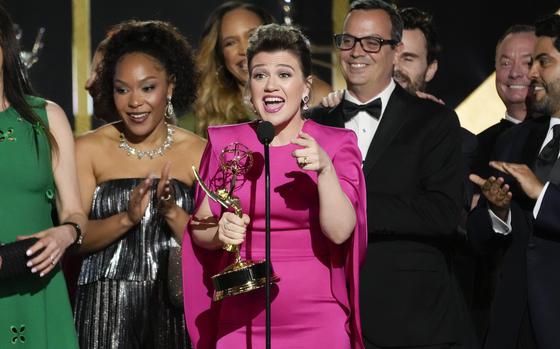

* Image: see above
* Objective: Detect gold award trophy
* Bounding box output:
[192,142,278,301]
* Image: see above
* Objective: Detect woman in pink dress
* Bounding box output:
[182,24,367,349]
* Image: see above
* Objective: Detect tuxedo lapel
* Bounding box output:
[323,104,345,128]
[362,86,408,178]
[549,159,560,185]
[525,116,560,185]
[523,117,550,168]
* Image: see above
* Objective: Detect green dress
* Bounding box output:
[0,96,79,348]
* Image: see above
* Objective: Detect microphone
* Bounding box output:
[257,120,275,145]
[256,119,274,349]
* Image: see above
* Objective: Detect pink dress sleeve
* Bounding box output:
[327,129,368,349]
[181,133,226,349]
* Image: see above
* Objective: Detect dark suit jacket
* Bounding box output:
[473,119,516,179]
[467,116,560,349]
[309,85,469,347]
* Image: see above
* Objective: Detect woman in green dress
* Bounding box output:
[0,4,87,348]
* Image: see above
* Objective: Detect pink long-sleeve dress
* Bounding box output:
[182,120,367,349]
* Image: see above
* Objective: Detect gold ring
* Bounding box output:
[482,181,492,191]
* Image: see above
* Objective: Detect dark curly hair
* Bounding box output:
[247,24,312,78]
[96,20,198,122]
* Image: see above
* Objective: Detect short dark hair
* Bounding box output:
[399,7,441,64]
[97,20,198,120]
[496,24,535,52]
[535,14,560,52]
[349,0,403,43]
[247,24,312,78]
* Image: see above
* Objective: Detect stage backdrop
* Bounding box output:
[4,0,559,133]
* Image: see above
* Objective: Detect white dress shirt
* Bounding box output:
[504,113,522,125]
[491,117,560,234]
[343,79,396,161]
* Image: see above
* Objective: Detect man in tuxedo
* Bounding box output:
[468,14,560,349]
[309,1,470,348]
[474,25,536,177]
[392,5,479,321]
[469,25,536,342]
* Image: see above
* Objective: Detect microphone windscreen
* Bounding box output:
[256,121,275,145]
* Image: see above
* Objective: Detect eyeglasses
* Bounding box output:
[333,34,398,53]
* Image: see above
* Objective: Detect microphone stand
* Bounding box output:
[264,140,271,349]
[257,121,274,349]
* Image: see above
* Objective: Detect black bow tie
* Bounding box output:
[342,98,382,121]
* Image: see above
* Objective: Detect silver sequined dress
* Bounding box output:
[74,178,192,349]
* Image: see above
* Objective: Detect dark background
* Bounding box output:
[4,0,560,128]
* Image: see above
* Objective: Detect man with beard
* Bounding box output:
[310,1,472,348]
[393,7,443,104]
[468,14,560,349]
[474,25,537,179]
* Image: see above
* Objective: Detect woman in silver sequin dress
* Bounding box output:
[72,20,206,349]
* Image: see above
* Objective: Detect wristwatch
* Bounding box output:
[62,222,83,247]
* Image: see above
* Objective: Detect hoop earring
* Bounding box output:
[302,95,310,111]
[165,96,175,119]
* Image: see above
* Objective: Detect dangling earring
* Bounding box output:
[243,94,258,115]
[302,95,310,111]
[165,96,175,119]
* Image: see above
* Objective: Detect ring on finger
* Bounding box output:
[50,255,56,266]
[301,156,309,167]
[482,181,492,191]
[162,193,172,201]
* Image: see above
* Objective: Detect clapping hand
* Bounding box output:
[469,174,512,221]
[126,177,153,225]
[489,161,544,200]
[157,162,176,215]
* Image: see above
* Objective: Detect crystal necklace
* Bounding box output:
[119,123,175,159]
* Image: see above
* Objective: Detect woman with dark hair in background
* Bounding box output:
[184,24,366,348]
[193,1,332,136]
[73,20,206,348]
[0,4,86,348]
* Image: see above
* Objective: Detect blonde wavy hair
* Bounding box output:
[194,1,274,136]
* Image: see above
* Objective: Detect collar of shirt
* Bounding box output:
[343,80,396,162]
[504,113,522,124]
[344,79,396,120]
